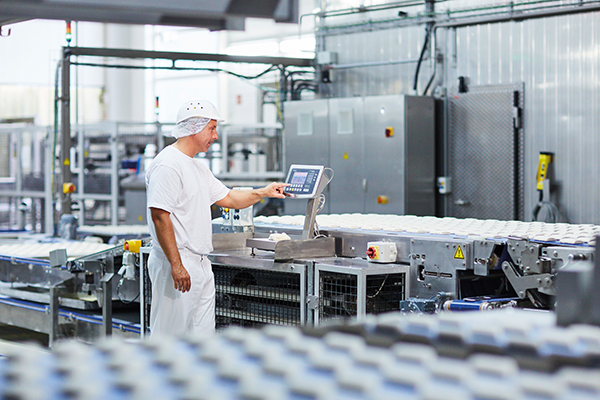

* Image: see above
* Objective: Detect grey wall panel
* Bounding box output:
[450,12,600,224]
[323,25,429,98]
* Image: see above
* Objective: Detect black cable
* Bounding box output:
[412,25,431,92]
[70,61,280,81]
[117,279,140,304]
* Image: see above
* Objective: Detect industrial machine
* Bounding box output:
[283,95,436,216]
[208,160,600,329]
[0,235,147,345]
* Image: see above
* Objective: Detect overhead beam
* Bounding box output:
[65,46,313,68]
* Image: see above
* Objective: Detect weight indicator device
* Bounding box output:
[283,164,325,199]
[283,164,332,239]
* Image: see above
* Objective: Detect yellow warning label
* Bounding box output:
[454,245,464,259]
[64,158,70,166]
[343,152,349,160]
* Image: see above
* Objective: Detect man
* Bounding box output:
[145,99,289,336]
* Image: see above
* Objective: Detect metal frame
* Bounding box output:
[0,124,54,234]
[314,259,409,325]
[209,251,308,328]
[58,46,313,217]
[72,121,170,226]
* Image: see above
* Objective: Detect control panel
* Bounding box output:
[284,164,325,199]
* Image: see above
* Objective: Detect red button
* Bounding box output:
[366,246,377,259]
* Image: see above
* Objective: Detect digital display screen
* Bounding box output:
[284,165,325,198]
[291,171,308,185]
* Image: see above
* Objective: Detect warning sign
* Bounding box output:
[343,152,349,160]
[453,245,464,259]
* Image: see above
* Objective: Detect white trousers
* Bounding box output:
[148,247,215,337]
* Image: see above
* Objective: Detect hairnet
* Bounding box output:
[170,116,211,139]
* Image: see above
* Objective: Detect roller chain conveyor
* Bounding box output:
[0,213,599,399]
[1,310,600,400]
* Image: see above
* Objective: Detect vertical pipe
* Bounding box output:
[61,47,72,215]
[45,128,53,234]
[513,90,521,220]
[110,124,119,225]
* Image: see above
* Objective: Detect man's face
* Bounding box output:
[195,119,218,153]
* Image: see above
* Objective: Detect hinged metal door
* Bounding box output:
[447,84,524,220]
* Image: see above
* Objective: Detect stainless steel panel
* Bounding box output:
[363,95,406,214]
[363,95,435,215]
[450,10,600,224]
[447,85,522,220]
[328,97,365,213]
[283,100,330,215]
[404,96,436,216]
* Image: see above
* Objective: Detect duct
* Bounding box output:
[0,0,298,30]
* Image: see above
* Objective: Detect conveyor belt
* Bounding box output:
[0,295,140,334]
[254,214,600,245]
[0,240,116,260]
[1,310,600,400]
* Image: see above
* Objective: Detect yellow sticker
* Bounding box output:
[454,245,464,259]
[138,215,143,221]
[343,152,349,160]
[64,158,70,166]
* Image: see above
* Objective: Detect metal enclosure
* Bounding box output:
[284,95,435,216]
[314,259,408,325]
[327,97,365,214]
[283,99,330,216]
[447,84,524,220]
[363,95,435,215]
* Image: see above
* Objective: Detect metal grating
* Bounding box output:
[319,271,406,322]
[213,265,302,329]
[448,83,524,220]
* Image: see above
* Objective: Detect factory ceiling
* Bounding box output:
[0,0,298,30]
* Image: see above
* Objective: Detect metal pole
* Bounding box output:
[61,47,72,215]
[49,285,60,347]
[101,256,114,336]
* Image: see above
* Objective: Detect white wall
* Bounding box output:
[0,0,316,126]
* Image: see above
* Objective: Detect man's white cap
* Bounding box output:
[176,99,224,124]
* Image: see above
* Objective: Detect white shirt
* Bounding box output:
[146,145,230,255]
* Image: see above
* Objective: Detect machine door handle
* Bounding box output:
[454,199,470,206]
[362,178,367,192]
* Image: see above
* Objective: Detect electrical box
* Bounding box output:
[437,176,452,194]
[366,241,398,263]
[284,95,435,216]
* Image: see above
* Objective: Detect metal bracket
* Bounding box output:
[501,261,554,298]
[507,238,548,274]
[472,239,497,276]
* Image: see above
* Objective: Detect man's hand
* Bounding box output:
[263,182,291,198]
[171,262,191,293]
